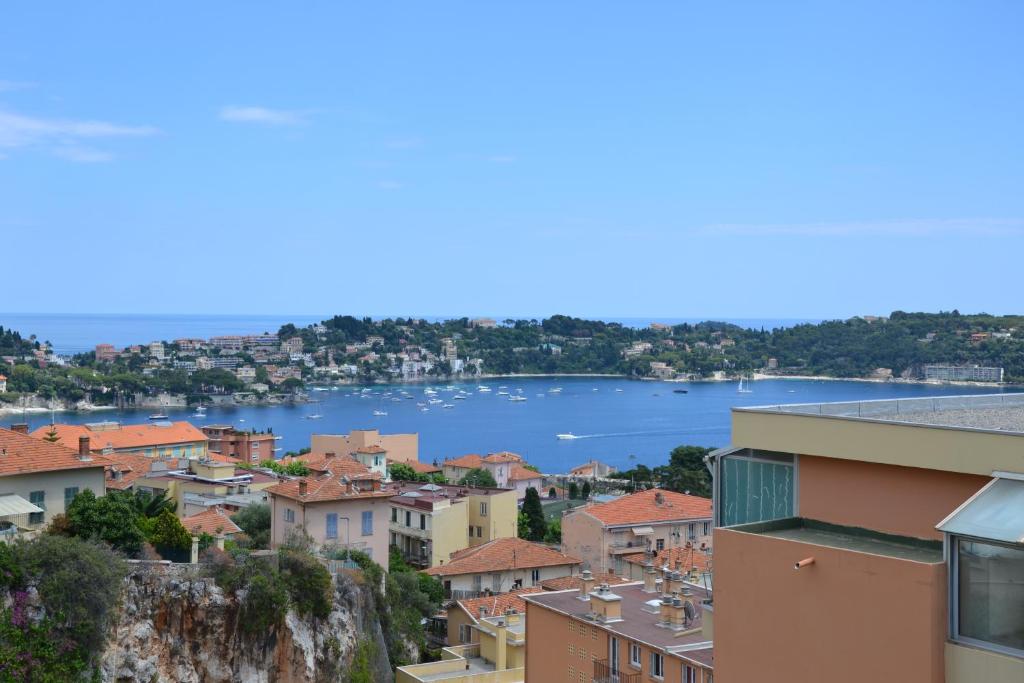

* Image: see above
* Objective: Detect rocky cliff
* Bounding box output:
[101,563,393,683]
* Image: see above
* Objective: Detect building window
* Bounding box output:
[472,575,482,592]
[420,514,426,530]
[568,644,574,656]
[326,513,338,539]
[362,510,373,536]
[629,642,641,668]
[459,624,473,643]
[718,449,795,526]
[392,508,398,523]
[252,441,260,450]
[284,508,295,523]
[954,537,1024,655]
[406,510,411,527]
[684,664,697,683]
[63,487,79,508]
[476,525,483,538]
[29,491,45,525]
[649,652,664,679]
[687,523,696,540]
[655,538,665,551]
[702,521,711,536]
[531,569,540,584]
[479,502,488,516]
[468,525,475,538]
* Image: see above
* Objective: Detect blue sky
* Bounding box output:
[2,2,1022,319]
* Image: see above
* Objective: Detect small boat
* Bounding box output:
[420,407,429,412]
[614,388,624,392]
[429,398,443,405]
[312,387,329,392]
[509,395,528,402]
[556,433,578,440]
[373,409,388,416]
[442,403,455,409]
[416,402,426,407]
[548,387,562,394]
[478,387,492,393]
[497,391,510,396]
[738,377,754,394]
[453,395,467,401]
[149,413,168,420]
[673,389,688,394]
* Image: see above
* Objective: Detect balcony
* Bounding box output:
[593,659,641,683]
[391,520,432,540]
[608,538,649,555]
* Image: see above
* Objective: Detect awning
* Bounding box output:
[0,494,43,517]
[937,477,1024,544]
[632,526,655,536]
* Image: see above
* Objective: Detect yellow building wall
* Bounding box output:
[433,501,470,566]
[468,490,516,545]
[945,642,1024,683]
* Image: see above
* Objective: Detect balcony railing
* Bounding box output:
[594,659,641,683]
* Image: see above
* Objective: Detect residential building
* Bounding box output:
[103,453,184,492]
[0,427,108,535]
[448,587,543,646]
[389,482,517,570]
[561,488,713,575]
[265,472,393,562]
[311,428,419,465]
[180,506,242,545]
[709,393,1024,682]
[95,344,120,363]
[148,341,165,360]
[281,337,304,354]
[525,570,714,683]
[134,458,277,518]
[649,361,676,379]
[201,425,278,464]
[424,537,581,600]
[570,459,617,479]
[235,366,257,383]
[209,335,245,351]
[479,451,524,488]
[0,375,5,393]
[31,421,208,459]
[389,458,442,478]
[397,609,526,683]
[470,318,498,328]
[923,364,1004,383]
[538,572,631,592]
[442,454,484,483]
[506,464,544,501]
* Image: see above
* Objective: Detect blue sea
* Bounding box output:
[5,377,1007,474]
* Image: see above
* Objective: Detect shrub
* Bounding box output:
[230,504,271,549]
[457,468,497,488]
[63,489,145,555]
[279,548,332,619]
[147,509,192,551]
[240,566,288,633]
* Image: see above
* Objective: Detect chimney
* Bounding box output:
[10,423,28,434]
[298,480,308,496]
[79,436,91,456]
[590,583,622,622]
[578,569,595,600]
[643,561,658,593]
[659,595,673,625]
[325,452,336,459]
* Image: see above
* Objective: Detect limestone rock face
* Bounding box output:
[101,564,392,683]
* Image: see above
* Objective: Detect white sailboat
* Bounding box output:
[305,399,324,419]
[738,377,754,394]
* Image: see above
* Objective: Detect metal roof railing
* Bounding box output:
[737,392,1024,421]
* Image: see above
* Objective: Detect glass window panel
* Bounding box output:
[957,539,1024,653]
[720,453,794,526]
[940,478,1024,544]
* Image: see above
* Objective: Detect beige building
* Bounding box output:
[442,453,484,483]
[561,488,713,575]
[265,472,393,564]
[0,427,108,537]
[424,537,581,601]
[397,609,526,683]
[711,392,1024,682]
[133,458,277,518]
[389,482,517,569]
[310,428,418,464]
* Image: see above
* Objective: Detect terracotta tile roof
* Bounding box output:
[570,464,595,476]
[180,507,242,536]
[507,464,543,482]
[539,572,630,591]
[266,473,393,503]
[622,546,712,573]
[389,458,442,474]
[443,454,483,469]
[575,488,712,526]
[104,454,184,490]
[355,445,386,454]
[31,422,207,452]
[0,428,110,477]
[457,587,544,621]
[290,452,373,477]
[424,537,581,577]
[482,451,522,464]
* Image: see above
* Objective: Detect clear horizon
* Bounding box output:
[3,3,1023,316]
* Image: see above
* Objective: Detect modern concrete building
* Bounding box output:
[134,458,277,519]
[389,482,517,569]
[201,425,278,464]
[525,570,713,683]
[923,364,1004,383]
[709,393,1024,682]
[562,488,713,575]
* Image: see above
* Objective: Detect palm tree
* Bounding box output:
[129,489,177,517]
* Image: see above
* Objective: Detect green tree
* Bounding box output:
[130,488,177,517]
[389,462,424,482]
[580,480,591,500]
[63,489,145,554]
[147,509,192,550]
[231,503,271,549]
[517,511,530,539]
[522,487,546,541]
[41,425,61,443]
[568,482,580,499]
[279,547,333,619]
[544,519,562,544]
[458,468,498,488]
[548,486,557,499]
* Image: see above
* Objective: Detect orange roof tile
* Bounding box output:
[389,458,442,474]
[31,422,207,452]
[539,572,630,591]
[180,507,242,536]
[622,546,712,573]
[443,454,483,469]
[0,428,109,477]
[507,464,543,482]
[457,587,544,621]
[266,473,393,503]
[482,451,522,464]
[355,445,386,454]
[574,488,711,526]
[424,537,580,577]
[291,452,373,477]
[104,453,184,490]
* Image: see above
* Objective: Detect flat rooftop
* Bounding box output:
[727,518,943,564]
[737,392,1024,434]
[525,582,711,652]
